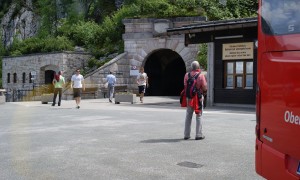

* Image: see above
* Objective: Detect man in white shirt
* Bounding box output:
[136,67,148,103]
[71,69,85,109]
[106,71,116,103]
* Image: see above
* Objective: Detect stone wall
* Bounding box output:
[2,52,91,90]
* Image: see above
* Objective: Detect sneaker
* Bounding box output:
[109,99,112,103]
[76,106,80,109]
[58,103,60,106]
[184,137,190,140]
[52,103,55,106]
[195,136,205,140]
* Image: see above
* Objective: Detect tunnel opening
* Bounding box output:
[144,49,186,96]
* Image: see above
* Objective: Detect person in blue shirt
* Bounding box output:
[106,71,116,103]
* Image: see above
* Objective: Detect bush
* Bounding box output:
[197,44,208,70]
[9,36,74,55]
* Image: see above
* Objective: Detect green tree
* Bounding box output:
[200,0,257,20]
[35,0,75,37]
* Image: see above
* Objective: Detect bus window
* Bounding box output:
[262,0,300,35]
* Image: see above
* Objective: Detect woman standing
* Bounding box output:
[52,71,65,106]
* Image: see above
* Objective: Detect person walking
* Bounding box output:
[71,69,85,109]
[183,61,207,140]
[136,67,148,103]
[52,71,65,106]
[106,71,116,103]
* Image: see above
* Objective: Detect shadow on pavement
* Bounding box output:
[140,138,183,143]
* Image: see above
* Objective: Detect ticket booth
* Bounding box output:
[167,17,258,106]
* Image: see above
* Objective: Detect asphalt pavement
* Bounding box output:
[0,97,264,180]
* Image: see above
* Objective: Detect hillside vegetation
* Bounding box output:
[0,0,258,87]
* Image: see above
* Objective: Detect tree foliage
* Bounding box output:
[200,0,258,20]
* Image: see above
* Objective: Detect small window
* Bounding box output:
[29,73,32,83]
[7,73,10,83]
[22,72,26,83]
[245,62,253,88]
[13,73,17,83]
[224,61,253,89]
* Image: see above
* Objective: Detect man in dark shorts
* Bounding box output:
[71,69,85,109]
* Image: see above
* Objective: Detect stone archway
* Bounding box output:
[144,49,186,96]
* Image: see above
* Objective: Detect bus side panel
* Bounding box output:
[259,52,300,179]
[261,144,298,180]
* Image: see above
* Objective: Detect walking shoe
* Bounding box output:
[52,103,55,106]
[184,137,190,140]
[76,106,80,109]
[109,99,112,103]
[195,136,205,140]
[58,103,60,106]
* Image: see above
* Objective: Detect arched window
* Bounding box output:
[7,73,10,83]
[13,73,17,83]
[22,72,26,83]
[29,73,32,83]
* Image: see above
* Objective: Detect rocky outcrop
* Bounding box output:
[0,0,125,48]
[115,0,125,9]
[0,0,39,47]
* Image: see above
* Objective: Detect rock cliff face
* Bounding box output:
[1,0,39,47]
[0,0,125,48]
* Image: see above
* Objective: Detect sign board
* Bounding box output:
[130,65,139,76]
[222,42,253,60]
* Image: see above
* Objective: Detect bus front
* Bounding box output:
[256,0,300,179]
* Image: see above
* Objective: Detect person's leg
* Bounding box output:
[108,85,113,102]
[195,97,204,140]
[58,88,62,106]
[184,105,194,139]
[77,88,82,108]
[111,86,115,101]
[195,114,203,138]
[140,85,145,103]
[73,89,79,107]
[52,89,58,106]
[138,86,142,102]
[140,92,144,103]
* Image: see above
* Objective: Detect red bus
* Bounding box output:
[256,0,300,179]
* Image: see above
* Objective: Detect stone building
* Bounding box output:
[2,52,91,90]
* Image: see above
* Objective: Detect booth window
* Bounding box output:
[13,73,17,83]
[7,73,10,83]
[224,61,253,89]
[22,72,26,83]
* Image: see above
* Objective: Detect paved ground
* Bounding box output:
[0,97,264,180]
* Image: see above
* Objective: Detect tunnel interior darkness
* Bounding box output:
[144,49,186,96]
[45,70,55,92]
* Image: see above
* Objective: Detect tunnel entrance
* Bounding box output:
[144,49,186,96]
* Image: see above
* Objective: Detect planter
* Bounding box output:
[41,93,54,104]
[0,89,6,104]
[115,94,136,104]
